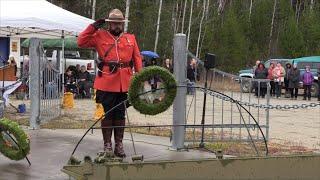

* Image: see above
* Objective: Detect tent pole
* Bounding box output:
[61,30,65,103]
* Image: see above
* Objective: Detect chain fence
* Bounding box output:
[185,52,319,147]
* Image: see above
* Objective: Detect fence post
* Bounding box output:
[172,33,187,149]
[29,38,41,129]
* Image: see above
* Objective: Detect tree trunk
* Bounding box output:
[124,0,131,33]
[199,0,210,56]
[218,0,227,15]
[176,0,183,33]
[310,0,315,10]
[181,0,188,33]
[249,0,253,21]
[196,0,206,58]
[205,0,210,20]
[88,0,92,18]
[174,2,179,34]
[154,0,163,53]
[91,0,96,20]
[268,0,277,57]
[296,0,303,25]
[186,0,194,50]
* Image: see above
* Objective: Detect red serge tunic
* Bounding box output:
[77,24,142,92]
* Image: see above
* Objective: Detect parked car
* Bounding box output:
[238,59,291,92]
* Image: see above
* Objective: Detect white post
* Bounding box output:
[172,33,187,150]
[91,0,96,19]
[154,0,163,53]
[29,38,41,129]
[124,0,131,33]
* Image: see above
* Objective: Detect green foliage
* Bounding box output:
[215,7,248,72]
[279,16,305,58]
[300,9,320,55]
[0,118,30,161]
[249,0,273,58]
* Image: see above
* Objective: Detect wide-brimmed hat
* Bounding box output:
[105,9,129,23]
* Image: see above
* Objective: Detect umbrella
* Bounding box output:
[141,51,159,59]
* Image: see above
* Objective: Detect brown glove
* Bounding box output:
[92,19,105,30]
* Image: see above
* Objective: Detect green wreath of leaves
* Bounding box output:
[128,66,177,115]
[0,118,30,160]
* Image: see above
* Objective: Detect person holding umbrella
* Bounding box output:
[77,9,142,158]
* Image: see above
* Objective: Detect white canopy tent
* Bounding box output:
[0,0,94,38]
[0,0,94,109]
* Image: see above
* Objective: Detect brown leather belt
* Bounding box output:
[104,61,132,68]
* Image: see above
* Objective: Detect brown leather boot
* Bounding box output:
[101,119,113,152]
[113,120,126,158]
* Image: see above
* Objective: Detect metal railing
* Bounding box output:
[185,53,270,143]
[39,46,62,122]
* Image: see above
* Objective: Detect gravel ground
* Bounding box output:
[5,91,320,151]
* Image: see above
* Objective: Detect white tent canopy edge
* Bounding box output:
[0,0,94,38]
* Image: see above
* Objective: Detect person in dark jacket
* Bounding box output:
[187,58,197,95]
[254,63,268,98]
[163,58,173,73]
[64,68,77,94]
[284,63,292,97]
[288,64,300,100]
[77,65,92,98]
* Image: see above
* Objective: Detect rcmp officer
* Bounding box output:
[78,9,142,157]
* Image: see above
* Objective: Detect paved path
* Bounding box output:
[0,129,216,180]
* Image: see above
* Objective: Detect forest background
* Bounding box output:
[49,0,320,72]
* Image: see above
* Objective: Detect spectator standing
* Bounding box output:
[8,55,17,77]
[254,63,268,98]
[267,63,275,96]
[288,64,300,100]
[302,66,314,100]
[77,65,92,98]
[163,58,173,73]
[273,62,285,98]
[187,58,197,95]
[253,60,261,73]
[253,60,261,97]
[284,63,292,97]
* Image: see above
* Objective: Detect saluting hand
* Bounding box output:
[92,19,105,30]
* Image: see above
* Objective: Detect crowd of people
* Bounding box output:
[253,60,320,101]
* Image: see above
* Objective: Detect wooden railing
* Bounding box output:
[0,65,16,81]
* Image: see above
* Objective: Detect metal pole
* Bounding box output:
[266,82,270,141]
[172,33,187,150]
[199,69,209,148]
[29,38,41,129]
[61,31,65,98]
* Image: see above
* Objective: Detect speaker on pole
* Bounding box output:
[199,53,216,148]
[204,53,216,69]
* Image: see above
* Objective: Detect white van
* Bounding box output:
[47,50,96,74]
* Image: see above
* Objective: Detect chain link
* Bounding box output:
[199,89,320,110]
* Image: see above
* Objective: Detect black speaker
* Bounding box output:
[204,53,216,69]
